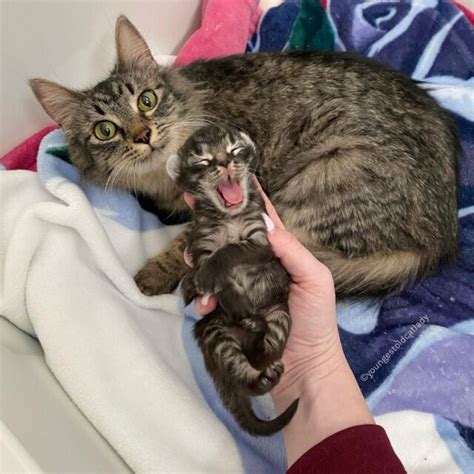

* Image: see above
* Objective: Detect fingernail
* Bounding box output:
[262,213,275,232]
[201,294,211,306]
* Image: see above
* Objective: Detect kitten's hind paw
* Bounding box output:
[249,361,284,395]
[241,317,268,369]
[241,317,267,334]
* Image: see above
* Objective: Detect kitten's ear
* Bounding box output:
[239,132,256,150]
[115,15,156,70]
[166,154,180,181]
[29,78,83,126]
[239,131,259,170]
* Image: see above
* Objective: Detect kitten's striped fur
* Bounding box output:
[173,125,298,436]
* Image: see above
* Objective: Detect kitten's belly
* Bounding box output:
[230,261,288,309]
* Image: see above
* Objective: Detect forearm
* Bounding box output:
[273,345,374,467]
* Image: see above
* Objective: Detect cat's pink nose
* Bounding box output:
[228,163,236,179]
[132,126,151,144]
[218,164,235,180]
[218,166,229,179]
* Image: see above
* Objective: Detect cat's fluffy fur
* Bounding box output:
[30,16,459,297]
[170,124,297,436]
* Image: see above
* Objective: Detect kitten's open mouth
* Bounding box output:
[217,178,243,208]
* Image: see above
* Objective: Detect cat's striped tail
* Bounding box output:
[314,248,443,296]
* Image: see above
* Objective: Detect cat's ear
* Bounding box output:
[239,132,256,151]
[166,154,180,181]
[115,15,156,70]
[239,131,259,169]
[29,78,83,126]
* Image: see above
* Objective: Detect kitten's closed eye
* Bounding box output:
[194,159,211,166]
[231,147,245,156]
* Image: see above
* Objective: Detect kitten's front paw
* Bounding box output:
[134,261,179,296]
[194,265,223,295]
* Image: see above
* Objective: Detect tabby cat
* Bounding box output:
[169,124,297,435]
[30,16,459,297]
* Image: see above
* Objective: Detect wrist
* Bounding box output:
[273,347,374,467]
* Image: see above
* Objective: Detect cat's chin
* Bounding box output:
[134,149,169,175]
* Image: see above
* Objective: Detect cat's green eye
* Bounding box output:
[138,90,157,112]
[94,121,117,141]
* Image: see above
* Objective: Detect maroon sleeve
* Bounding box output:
[287,424,406,474]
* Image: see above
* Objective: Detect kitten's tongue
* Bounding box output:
[218,179,243,206]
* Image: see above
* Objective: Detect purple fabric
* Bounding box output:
[373,334,474,428]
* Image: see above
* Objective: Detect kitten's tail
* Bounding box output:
[227,395,299,436]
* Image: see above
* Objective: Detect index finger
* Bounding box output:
[183,192,196,209]
[252,176,285,229]
[195,294,218,316]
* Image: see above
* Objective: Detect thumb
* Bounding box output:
[267,227,330,284]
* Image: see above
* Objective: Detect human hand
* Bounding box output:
[250,180,344,404]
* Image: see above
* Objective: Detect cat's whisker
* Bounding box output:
[133,159,140,198]
[167,121,209,130]
[125,160,136,194]
[105,158,132,198]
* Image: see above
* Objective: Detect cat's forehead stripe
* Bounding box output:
[93,104,106,115]
[92,94,113,105]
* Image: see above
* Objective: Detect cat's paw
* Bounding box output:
[134,261,179,296]
[262,333,286,363]
[241,317,268,369]
[241,317,267,334]
[181,272,197,305]
[194,265,223,295]
[248,361,284,395]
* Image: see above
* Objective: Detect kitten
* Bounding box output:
[167,125,298,436]
[30,16,459,297]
